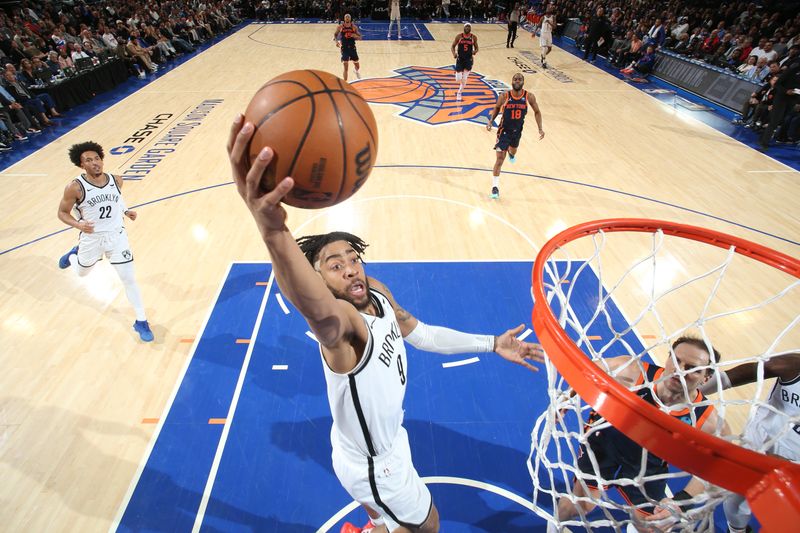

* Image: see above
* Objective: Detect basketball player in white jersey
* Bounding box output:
[388,0,401,40]
[699,352,800,533]
[227,116,545,533]
[539,6,555,68]
[57,142,153,342]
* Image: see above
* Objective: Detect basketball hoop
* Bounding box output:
[530,219,800,532]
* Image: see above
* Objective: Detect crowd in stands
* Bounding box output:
[548,0,800,148]
[0,0,243,154]
[255,1,504,22]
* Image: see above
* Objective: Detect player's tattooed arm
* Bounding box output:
[367,276,419,335]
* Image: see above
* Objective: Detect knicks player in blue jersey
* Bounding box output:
[334,14,362,81]
[227,115,545,533]
[486,73,544,199]
[550,336,732,532]
[450,23,479,101]
[56,142,154,342]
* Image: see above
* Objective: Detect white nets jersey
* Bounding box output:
[74,173,124,232]
[542,15,554,36]
[747,371,800,461]
[323,288,408,460]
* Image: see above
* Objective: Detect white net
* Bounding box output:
[527,225,800,532]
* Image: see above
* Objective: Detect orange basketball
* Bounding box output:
[352,78,435,104]
[244,70,379,209]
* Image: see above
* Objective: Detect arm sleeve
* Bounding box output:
[699,369,731,395]
[404,321,494,355]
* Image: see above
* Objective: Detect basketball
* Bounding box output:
[243,69,379,209]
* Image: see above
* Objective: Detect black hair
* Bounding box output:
[296,231,369,267]
[671,335,721,375]
[68,141,104,167]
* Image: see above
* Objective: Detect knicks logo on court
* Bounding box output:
[350,66,509,127]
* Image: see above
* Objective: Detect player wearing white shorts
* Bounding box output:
[226,116,545,533]
[700,352,800,533]
[57,141,153,342]
[388,0,401,40]
[539,8,555,68]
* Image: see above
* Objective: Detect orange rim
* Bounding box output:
[531,219,800,530]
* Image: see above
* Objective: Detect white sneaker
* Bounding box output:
[355,71,361,79]
[387,33,391,38]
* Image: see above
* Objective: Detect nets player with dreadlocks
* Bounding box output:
[227,116,545,533]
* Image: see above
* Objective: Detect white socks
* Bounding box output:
[113,261,147,321]
[492,174,500,187]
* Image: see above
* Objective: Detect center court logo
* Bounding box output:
[350,66,510,127]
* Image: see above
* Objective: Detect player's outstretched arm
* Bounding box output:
[700,352,800,395]
[228,114,360,360]
[369,277,544,372]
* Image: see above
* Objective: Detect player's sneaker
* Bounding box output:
[490,186,499,199]
[387,33,390,39]
[355,70,361,80]
[58,246,78,269]
[508,152,516,163]
[133,320,154,342]
[340,520,377,533]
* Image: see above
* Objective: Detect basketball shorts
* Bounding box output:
[495,128,522,151]
[455,57,473,72]
[576,441,667,514]
[341,47,359,62]
[390,7,401,21]
[332,426,432,530]
[77,227,133,267]
[540,33,553,47]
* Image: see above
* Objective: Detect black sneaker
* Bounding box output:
[490,186,499,199]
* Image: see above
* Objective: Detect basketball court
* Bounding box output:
[0,20,798,532]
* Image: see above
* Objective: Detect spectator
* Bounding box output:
[44,50,62,76]
[645,18,665,48]
[70,43,90,63]
[583,6,608,62]
[56,47,74,70]
[2,69,56,126]
[737,55,759,78]
[621,44,656,76]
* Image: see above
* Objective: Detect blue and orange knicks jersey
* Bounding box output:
[341,22,356,48]
[500,90,528,131]
[457,33,475,59]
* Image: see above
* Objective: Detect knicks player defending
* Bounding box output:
[451,23,478,102]
[227,116,545,533]
[700,352,800,533]
[486,73,544,199]
[388,0,401,39]
[335,14,362,81]
[539,6,555,68]
[57,142,153,342]
[551,336,731,532]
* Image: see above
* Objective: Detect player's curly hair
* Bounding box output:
[68,141,104,167]
[296,232,368,268]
